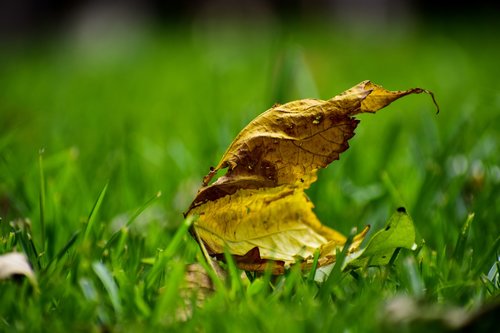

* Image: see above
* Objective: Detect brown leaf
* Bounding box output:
[186,80,437,273]
[187,80,437,213]
[176,262,220,321]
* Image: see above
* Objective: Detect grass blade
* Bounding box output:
[146,216,194,289]
[38,149,46,250]
[92,261,123,317]
[307,249,321,283]
[84,183,109,241]
[453,213,474,261]
[319,229,355,300]
[223,246,243,299]
[473,236,500,278]
[104,191,162,249]
[125,191,162,228]
[12,220,41,271]
[152,261,186,324]
[43,230,81,272]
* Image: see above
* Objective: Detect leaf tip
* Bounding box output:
[422,89,440,115]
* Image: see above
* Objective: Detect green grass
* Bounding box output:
[1,18,499,332]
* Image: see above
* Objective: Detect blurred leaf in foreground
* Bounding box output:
[186,80,437,274]
[0,252,37,287]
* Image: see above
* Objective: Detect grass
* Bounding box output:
[1,17,499,332]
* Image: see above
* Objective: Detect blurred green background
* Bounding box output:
[1,0,499,269]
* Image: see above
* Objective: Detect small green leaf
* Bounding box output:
[346,207,416,269]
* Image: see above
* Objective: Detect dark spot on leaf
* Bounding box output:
[385,225,391,231]
[397,207,406,213]
[259,160,277,181]
[382,255,386,259]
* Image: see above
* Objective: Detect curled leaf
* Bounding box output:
[186,80,437,273]
[187,80,437,212]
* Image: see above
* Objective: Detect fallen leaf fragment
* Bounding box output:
[0,252,37,286]
[186,80,437,273]
[381,295,500,332]
[176,263,218,322]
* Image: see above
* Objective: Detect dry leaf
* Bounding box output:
[186,80,437,273]
[381,295,500,332]
[176,262,219,321]
[0,252,37,286]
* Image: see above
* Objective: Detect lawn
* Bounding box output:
[0,16,499,332]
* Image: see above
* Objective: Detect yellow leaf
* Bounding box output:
[186,80,437,273]
[191,185,370,274]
